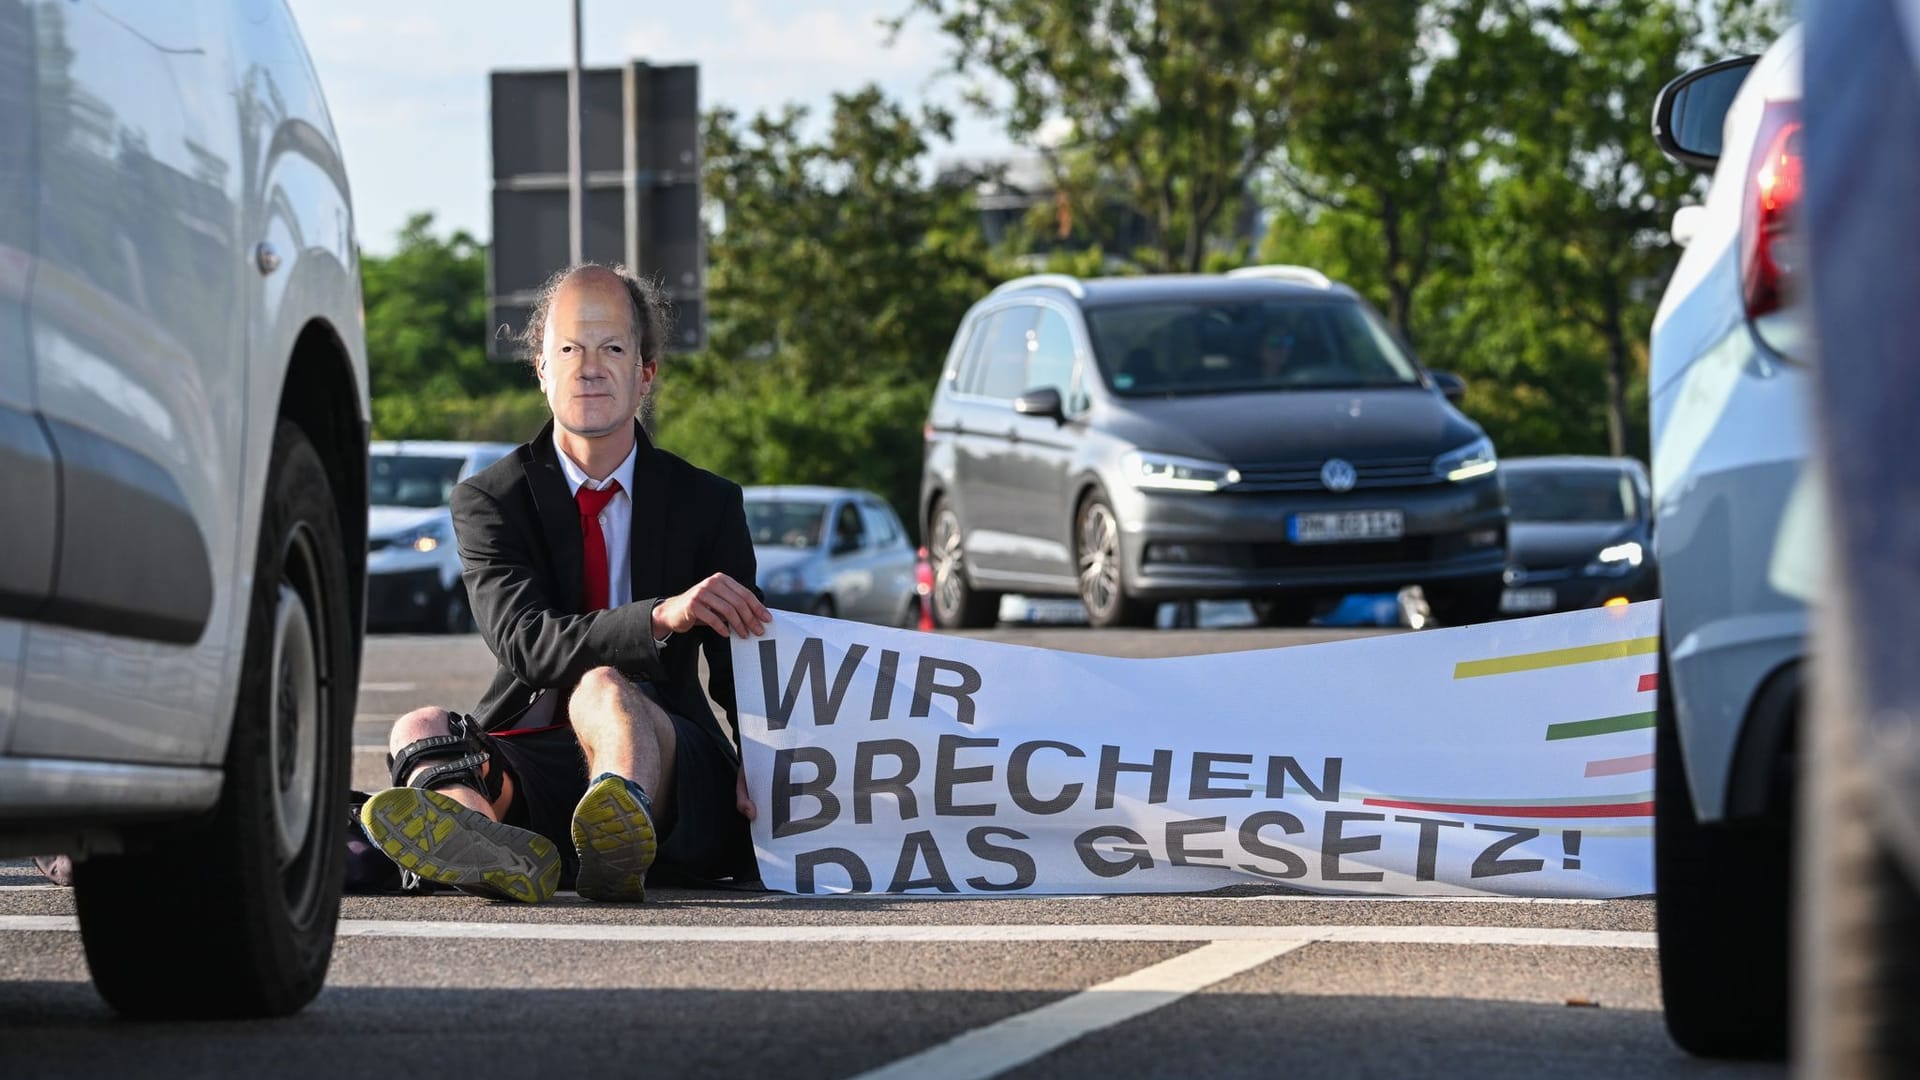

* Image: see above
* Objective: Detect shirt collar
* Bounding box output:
[551,428,637,497]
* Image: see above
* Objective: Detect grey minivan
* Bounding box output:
[919,268,1509,628]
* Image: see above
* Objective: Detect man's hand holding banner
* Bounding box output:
[732,602,1659,897]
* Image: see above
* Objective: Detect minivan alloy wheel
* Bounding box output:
[931,510,966,619]
[1078,501,1122,616]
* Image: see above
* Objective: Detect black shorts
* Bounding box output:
[477,694,758,887]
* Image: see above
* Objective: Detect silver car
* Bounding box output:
[0,1,366,1019]
[367,440,516,633]
[1647,28,1808,1060]
[747,486,922,627]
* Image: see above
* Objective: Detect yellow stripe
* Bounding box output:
[1453,636,1657,679]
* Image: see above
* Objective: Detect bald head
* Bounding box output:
[527,263,671,445]
[520,262,669,372]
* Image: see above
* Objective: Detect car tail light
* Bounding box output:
[1740,100,1802,319]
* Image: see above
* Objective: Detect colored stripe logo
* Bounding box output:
[1453,636,1657,680]
[1546,711,1657,741]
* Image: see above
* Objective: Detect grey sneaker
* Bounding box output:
[359,787,561,904]
[571,773,659,902]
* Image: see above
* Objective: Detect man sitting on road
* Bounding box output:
[358,263,773,904]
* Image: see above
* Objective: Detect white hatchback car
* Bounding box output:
[0,2,368,1019]
[1646,26,1810,1060]
[368,441,516,633]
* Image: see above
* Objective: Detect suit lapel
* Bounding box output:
[628,420,668,603]
[525,422,586,614]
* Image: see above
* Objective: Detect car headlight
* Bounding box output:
[1121,451,1241,493]
[1433,437,1498,483]
[382,523,449,554]
[1584,540,1644,577]
[763,568,803,594]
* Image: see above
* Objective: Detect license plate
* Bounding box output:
[1499,587,1556,613]
[1287,510,1405,544]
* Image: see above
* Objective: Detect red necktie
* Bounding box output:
[576,481,622,611]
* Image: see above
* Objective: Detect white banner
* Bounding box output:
[732,602,1660,897]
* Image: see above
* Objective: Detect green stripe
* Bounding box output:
[1545,711,1657,741]
[1454,636,1657,679]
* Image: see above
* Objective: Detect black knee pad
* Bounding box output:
[386,713,504,802]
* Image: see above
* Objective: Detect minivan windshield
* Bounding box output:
[1084,299,1424,396]
[369,454,466,508]
[1505,468,1639,523]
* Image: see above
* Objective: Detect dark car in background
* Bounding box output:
[1497,456,1658,616]
[919,267,1510,629]
[747,486,922,627]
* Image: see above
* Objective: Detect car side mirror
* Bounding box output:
[1013,387,1066,423]
[832,534,860,556]
[1653,55,1757,171]
[1430,371,1467,405]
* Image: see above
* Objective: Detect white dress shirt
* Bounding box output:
[552,431,673,648]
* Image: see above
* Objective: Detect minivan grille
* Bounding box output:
[1231,455,1440,492]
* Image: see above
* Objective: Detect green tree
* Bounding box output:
[362,213,546,440]
[895,0,1305,272]
[1468,0,1704,459]
[1265,0,1534,347]
[655,87,997,534]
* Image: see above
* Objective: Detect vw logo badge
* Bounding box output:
[1320,458,1357,493]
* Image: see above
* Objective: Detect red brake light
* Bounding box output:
[1740,101,1803,319]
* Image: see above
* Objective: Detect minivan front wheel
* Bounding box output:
[1076,494,1154,628]
[929,499,1000,629]
[74,421,353,1019]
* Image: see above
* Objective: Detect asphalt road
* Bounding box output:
[0,619,1780,1080]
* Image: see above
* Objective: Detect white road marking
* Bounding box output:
[0,886,60,893]
[847,939,1307,1080]
[359,682,417,693]
[0,915,1655,949]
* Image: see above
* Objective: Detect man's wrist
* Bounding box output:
[649,598,673,646]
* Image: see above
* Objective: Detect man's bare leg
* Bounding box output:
[568,667,675,901]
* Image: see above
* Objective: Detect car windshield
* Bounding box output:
[1505,469,1639,523]
[369,455,466,508]
[1083,299,1423,396]
[746,500,830,548]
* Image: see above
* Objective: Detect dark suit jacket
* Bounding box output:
[450,420,758,753]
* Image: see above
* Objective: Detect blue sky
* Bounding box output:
[284,0,1017,255]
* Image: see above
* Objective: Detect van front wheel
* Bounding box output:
[1076,495,1154,629]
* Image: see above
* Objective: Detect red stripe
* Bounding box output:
[1362,797,1654,818]
[490,722,571,739]
[1637,673,1659,692]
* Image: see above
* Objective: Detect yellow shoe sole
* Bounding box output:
[571,776,658,903]
[360,787,561,904]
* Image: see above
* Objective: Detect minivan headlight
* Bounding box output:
[1121,451,1241,493]
[1433,437,1498,483]
[763,568,803,594]
[1584,541,1644,577]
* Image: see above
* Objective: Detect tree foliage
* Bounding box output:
[653,87,998,534]
[895,0,1305,271]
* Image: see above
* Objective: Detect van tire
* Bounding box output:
[73,422,353,1019]
[1075,493,1154,628]
[1654,636,1790,1059]
[928,499,999,629]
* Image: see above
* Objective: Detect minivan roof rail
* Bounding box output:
[990,273,1086,299]
[1226,264,1333,289]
